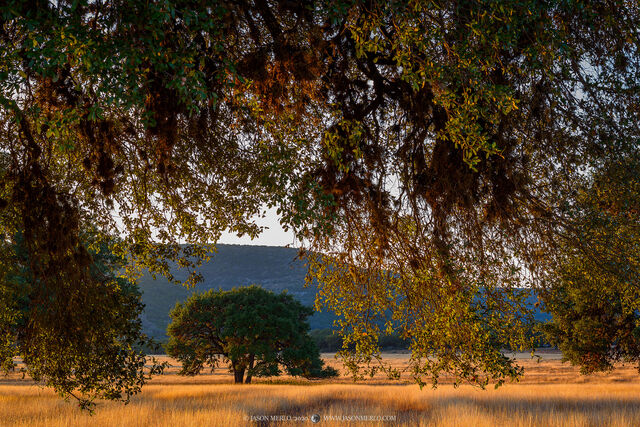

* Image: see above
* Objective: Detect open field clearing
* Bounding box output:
[1,352,639,426]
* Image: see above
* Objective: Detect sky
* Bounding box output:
[217,207,298,247]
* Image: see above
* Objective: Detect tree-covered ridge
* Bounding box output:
[136,244,549,342]
[136,244,333,340]
[0,0,639,402]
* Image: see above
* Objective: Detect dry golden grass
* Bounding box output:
[1,352,639,426]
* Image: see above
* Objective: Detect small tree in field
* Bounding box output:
[166,286,338,383]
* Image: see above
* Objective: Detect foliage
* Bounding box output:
[0,0,639,393]
[166,285,338,383]
[0,233,165,411]
[308,255,535,387]
[310,328,409,352]
[298,0,640,387]
[541,153,640,374]
[309,329,345,353]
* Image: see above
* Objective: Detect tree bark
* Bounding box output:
[244,354,255,384]
[233,365,245,384]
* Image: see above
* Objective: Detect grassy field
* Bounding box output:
[1,352,639,426]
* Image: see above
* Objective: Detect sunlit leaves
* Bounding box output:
[1,0,639,394]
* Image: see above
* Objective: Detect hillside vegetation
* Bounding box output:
[137,245,548,345]
[137,245,337,340]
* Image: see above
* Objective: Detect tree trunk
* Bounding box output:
[245,354,255,384]
[233,365,245,384]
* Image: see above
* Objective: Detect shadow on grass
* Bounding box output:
[439,394,640,413]
[242,392,640,425]
[248,395,421,427]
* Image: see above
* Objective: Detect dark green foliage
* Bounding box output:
[310,329,345,353]
[1,0,639,392]
[311,328,409,352]
[378,334,410,351]
[0,233,164,411]
[136,245,317,340]
[541,154,640,374]
[166,286,337,383]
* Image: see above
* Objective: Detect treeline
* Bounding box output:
[146,323,553,356]
[310,322,554,354]
[309,329,409,352]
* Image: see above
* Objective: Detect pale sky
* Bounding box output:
[217,206,298,247]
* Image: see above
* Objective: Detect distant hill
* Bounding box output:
[136,244,549,341]
[137,244,337,340]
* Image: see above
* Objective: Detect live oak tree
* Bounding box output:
[299,1,640,387]
[0,0,300,406]
[0,232,164,410]
[166,286,338,383]
[541,153,640,374]
[1,0,639,400]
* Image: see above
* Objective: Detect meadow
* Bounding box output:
[1,352,639,426]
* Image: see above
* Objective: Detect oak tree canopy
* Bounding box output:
[166,286,338,383]
[1,0,639,403]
